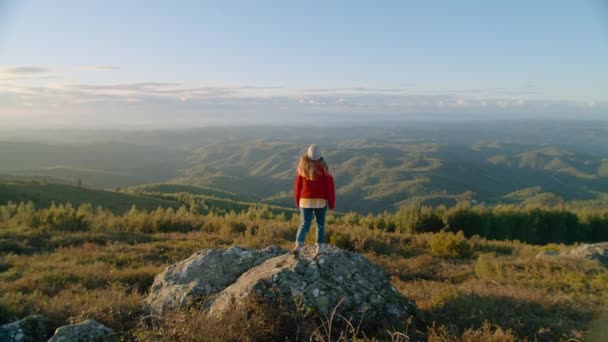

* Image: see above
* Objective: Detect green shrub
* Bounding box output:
[538,243,561,252]
[328,231,353,251]
[219,220,247,237]
[474,253,499,280]
[430,231,471,258]
[396,205,445,233]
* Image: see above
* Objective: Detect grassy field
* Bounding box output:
[1,204,606,340]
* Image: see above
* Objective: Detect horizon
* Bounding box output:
[1,117,608,133]
[1,1,607,129]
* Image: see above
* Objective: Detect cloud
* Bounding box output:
[301,87,408,94]
[4,66,50,74]
[91,65,120,70]
[61,82,244,101]
[0,65,56,81]
[296,86,546,100]
[1,79,602,115]
[75,65,120,71]
[0,65,605,127]
[0,75,58,81]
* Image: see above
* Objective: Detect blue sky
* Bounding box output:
[0,0,607,128]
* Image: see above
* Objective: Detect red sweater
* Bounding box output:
[294,163,336,209]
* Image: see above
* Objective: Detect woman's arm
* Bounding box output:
[327,175,336,210]
[294,174,302,208]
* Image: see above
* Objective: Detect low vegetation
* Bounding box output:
[1,200,607,340]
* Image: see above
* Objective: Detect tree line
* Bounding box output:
[363,203,608,244]
[1,201,607,244]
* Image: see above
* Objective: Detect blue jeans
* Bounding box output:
[295,206,327,245]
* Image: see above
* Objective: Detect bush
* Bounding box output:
[430,231,471,258]
[219,220,247,237]
[538,243,562,252]
[328,231,354,251]
[474,253,499,280]
[396,206,445,233]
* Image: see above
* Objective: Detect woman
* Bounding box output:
[293,144,336,256]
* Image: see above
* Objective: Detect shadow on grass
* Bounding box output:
[475,244,513,256]
[425,293,590,340]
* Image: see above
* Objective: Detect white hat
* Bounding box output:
[307,144,321,160]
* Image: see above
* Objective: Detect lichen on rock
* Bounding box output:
[143,245,286,314]
[48,319,117,342]
[567,242,608,265]
[208,245,417,331]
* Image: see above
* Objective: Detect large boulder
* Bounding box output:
[0,315,54,342]
[48,319,117,342]
[209,245,417,331]
[143,245,286,314]
[567,242,608,265]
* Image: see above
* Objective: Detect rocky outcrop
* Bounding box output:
[535,243,608,266]
[567,242,608,265]
[167,244,417,331]
[48,319,117,342]
[143,245,286,314]
[0,315,54,342]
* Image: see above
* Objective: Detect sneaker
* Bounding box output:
[292,243,302,257]
[314,243,324,257]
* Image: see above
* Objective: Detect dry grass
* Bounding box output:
[1,212,607,340]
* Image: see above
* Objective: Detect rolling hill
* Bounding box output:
[172,140,608,213]
[0,141,189,188]
[121,183,296,216]
[3,122,608,213]
[0,180,297,216]
[0,180,177,213]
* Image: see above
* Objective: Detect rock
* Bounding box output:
[143,245,286,314]
[209,245,417,332]
[535,250,560,259]
[567,242,608,265]
[0,315,54,342]
[48,319,117,342]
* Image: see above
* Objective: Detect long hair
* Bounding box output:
[297,154,329,180]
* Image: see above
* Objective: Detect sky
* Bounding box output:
[0,0,607,129]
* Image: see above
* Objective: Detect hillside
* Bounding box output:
[121,183,296,216]
[174,140,608,213]
[1,203,607,340]
[0,180,176,213]
[0,141,188,188]
[3,123,608,214]
[0,180,296,217]
[123,183,246,202]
